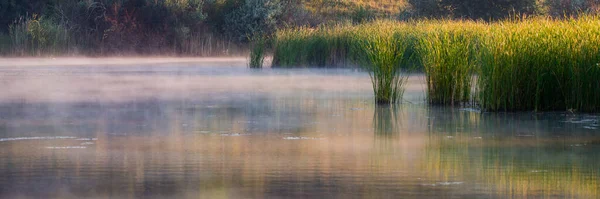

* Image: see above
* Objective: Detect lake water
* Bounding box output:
[0,61,598,198]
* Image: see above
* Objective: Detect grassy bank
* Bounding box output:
[269,17,600,111]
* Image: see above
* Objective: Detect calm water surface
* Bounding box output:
[0,62,598,198]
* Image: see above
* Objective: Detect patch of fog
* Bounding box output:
[530,170,548,173]
[80,142,95,145]
[283,137,326,140]
[516,133,535,137]
[421,182,465,186]
[236,121,257,124]
[562,118,598,124]
[46,146,87,149]
[0,60,429,107]
[459,108,481,113]
[220,133,250,137]
[0,136,77,142]
[75,138,98,141]
[437,182,464,186]
[562,116,599,130]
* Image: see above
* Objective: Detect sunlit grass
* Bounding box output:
[416,21,484,105]
[350,21,415,104]
[272,16,600,111]
[479,16,600,111]
[272,24,354,67]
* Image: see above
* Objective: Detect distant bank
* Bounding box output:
[0,57,249,67]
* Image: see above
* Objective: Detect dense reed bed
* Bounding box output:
[272,24,353,67]
[269,17,600,111]
[479,17,600,112]
[416,21,484,105]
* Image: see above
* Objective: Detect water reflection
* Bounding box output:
[0,66,598,198]
[373,105,400,138]
[423,107,600,198]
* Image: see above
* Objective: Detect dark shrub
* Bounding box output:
[223,0,283,42]
[351,6,376,23]
[546,0,600,17]
[408,0,539,20]
[406,0,449,19]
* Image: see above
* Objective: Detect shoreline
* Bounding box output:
[0,57,249,67]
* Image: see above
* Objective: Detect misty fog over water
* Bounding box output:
[0,59,598,198]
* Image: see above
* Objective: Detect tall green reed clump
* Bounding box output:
[249,35,267,68]
[351,22,416,104]
[417,21,484,105]
[478,17,600,111]
[271,18,600,111]
[8,16,69,56]
[272,24,354,67]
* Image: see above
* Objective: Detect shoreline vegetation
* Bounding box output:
[2,0,600,111]
[268,17,600,111]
